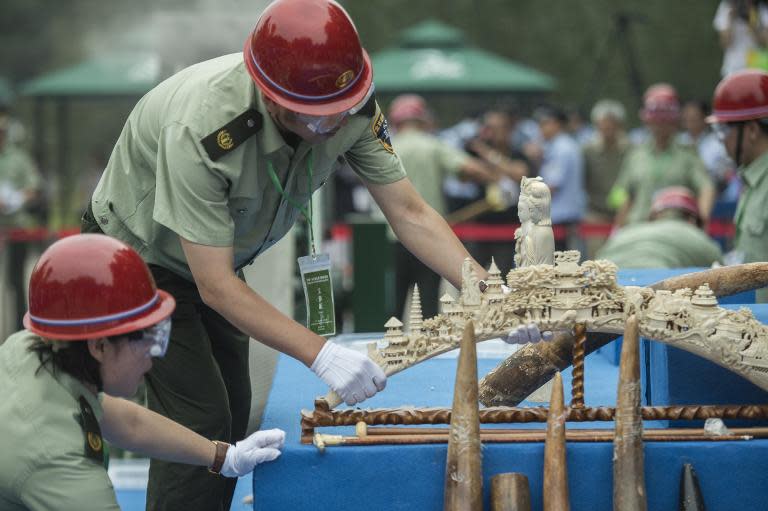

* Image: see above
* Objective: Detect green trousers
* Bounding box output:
[82,207,251,511]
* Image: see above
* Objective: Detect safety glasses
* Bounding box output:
[712,122,737,142]
[126,317,172,358]
[295,85,375,134]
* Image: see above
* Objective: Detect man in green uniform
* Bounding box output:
[0,114,42,329]
[82,1,497,508]
[597,186,722,268]
[0,234,284,510]
[388,94,496,318]
[610,84,715,227]
[708,69,768,302]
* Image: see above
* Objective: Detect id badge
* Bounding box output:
[298,253,336,336]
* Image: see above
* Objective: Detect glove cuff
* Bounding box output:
[310,341,337,375]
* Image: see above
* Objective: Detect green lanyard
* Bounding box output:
[267,151,316,256]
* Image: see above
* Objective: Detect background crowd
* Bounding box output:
[0,0,763,333]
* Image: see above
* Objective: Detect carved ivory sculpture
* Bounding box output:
[319,180,768,407]
[324,252,768,407]
[514,176,555,268]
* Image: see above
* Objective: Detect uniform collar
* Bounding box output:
[252,90,291,156]
[741,150,768,189]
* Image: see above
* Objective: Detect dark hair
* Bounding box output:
[683,100,710,117]
[29,339,104,389]
[27,331,142,390]
[533,105,568,124]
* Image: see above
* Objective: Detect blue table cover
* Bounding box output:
[252,268,768,510]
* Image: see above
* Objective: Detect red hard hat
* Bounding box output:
[23,234,175,341]
[388,94,432,126]
[707,69,768,123]
[650,186,700,222]
[641,83,680,123]
[244,0,373,117]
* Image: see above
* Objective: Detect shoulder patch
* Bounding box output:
[78,396,106,468]
[201,110,263,161]
[372,112,394,154]
[356,92,377,119]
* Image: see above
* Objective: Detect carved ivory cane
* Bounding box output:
[479,262,768,407]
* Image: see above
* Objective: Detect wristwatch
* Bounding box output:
[478,280,488,293]
[208,440,230,475]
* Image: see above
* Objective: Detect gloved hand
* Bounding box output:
[500,286,553,344]
[311,341,387,405]
[220,428,285,478]
[505,323,554,345]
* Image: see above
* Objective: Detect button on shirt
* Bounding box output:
[90,53,405,280]
[734,151,768,303]
[538,133,586,224]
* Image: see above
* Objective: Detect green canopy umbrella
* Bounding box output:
[21,52,161,97]
[370,20,556,94]
[19,52,163,228]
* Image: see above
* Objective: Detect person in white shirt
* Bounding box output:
[714,0,768,76]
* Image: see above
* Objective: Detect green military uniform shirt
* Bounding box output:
[390,129,467,217]
[734,151,768,303]
[611,142,712,225]
[583,136,630,220]
[0,144,41,228]
[0,331,117,511]
[596,219,723,269]
[91,53,405,280]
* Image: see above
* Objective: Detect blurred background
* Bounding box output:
[0,0,739,337]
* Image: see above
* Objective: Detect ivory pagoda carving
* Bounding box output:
[365,251,768,392]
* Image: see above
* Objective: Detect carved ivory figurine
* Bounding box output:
[514,176,555,268]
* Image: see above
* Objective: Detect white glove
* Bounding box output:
[311,341,387,405]
[505,323,554,345]
[220,428,285,478]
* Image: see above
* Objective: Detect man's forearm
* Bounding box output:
[394,204,487,288]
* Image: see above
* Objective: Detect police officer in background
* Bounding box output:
[708,69,768,302]
[0,235,284,511]
[81,1,498,508]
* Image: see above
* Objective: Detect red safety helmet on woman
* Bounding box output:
[23,234,175,341]
[707,69,768,123]
[649,186,701,226]
[244,0,374,117]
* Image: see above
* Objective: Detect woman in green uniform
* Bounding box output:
[0,234,284,511]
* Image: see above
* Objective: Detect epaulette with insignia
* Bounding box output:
[79,396,108,469]
[201,110,263,161]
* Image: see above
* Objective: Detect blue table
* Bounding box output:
[252,269,768,510]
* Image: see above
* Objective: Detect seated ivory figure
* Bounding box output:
[514,176,555,267]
